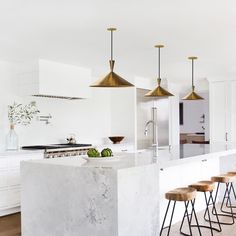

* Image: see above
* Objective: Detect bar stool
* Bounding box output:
[188,180,221,235]
[211,174,236,225]
[160,187,201,236]
[224,172,236,210]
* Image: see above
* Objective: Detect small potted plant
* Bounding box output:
[7,101,40,150]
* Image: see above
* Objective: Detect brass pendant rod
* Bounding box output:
[110,30,113,61]
[158,46,161,79]
[191,58,194,87]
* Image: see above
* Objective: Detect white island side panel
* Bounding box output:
[21,162,118,236]
[117,165,159,236]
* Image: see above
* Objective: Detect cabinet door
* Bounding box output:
[0,171,8,189]
[209,82,227,142]
[7,170,20,187]
[0,189,8,210]
[229,81,236,142]
[7,188,21,208]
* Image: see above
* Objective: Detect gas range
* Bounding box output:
[22,144,93,158]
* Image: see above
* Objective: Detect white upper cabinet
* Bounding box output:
[20,59,92,99]
[209,80,236,142]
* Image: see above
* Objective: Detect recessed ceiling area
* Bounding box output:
[0,0,235,82]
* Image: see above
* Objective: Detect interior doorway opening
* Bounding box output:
[179,91,209,144]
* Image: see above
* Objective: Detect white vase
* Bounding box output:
[6,124,19,150]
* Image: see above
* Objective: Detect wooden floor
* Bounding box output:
[1,211,236,235]
[0,214,20,236]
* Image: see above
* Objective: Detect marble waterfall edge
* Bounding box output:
[21,159,159,236]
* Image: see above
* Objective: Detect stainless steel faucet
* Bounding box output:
[144,107,158,147]
[144,120,155,135]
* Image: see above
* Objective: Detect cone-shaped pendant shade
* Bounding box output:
[145,78,174,97]
[90,28,134,88]
[182,57,204,100]
[145,45,174,97]
[182,86,204,100]
[90,60,133,87]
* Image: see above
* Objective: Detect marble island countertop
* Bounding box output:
[24,143,236,170]
[21,142,236,236]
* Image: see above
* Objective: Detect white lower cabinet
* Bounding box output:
[219,154,236,204]
[0,153,43,216]
[159,157,220,227]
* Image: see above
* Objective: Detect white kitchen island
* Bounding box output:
[21,144,236,236]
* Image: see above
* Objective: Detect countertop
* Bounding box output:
[24,143,236,170]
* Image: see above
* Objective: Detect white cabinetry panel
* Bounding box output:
[0,171,8,189]
[209,81,227,142]
[0,152,43,216]
[230,81,236,142]
[210,80,236,143]
[0,189,8,209]
[7,170,20,187]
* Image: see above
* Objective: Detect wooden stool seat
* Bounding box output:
[165,187,197,201]
[189,180,215,192]
[228,171,236,176]
[211,174,236,183]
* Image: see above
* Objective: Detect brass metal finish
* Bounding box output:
[145,44,174,98]
[90,60,134,87]
[182,56,204,100]
[188,56,198,60]
[155,45,164,48]
[182,86,204,100]
[145,79,174,97]
[107,27,117,31]
[90,28,134,88]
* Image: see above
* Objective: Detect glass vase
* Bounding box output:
[6,124,19,150]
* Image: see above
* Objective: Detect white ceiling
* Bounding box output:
[0,0,236,83]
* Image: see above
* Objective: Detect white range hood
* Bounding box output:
[20,59,92,99]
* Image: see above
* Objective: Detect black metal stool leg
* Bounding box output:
[226,183,236,209]
[167,201,176,236]
[179,201,193,236]
[209,182,235,225]
[187,191,220,235]
[220,183,235,219]
[179,201,190,234]
[204,192,213,236]
[179,200,202,236]
[209,191,222,232]
[160,200,176,236]
[184,201,193,236]
[160,200,171,236]
[190,200,202,236]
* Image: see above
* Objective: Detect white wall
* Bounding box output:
[110,88,136,144]
[179,92,209,140]
[0,61,112,148]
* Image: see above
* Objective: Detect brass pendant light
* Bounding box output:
[90,28,134,88]
[145,45,174,97]
[182,57,204,100]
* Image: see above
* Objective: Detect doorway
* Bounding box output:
[179,92,209,144]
